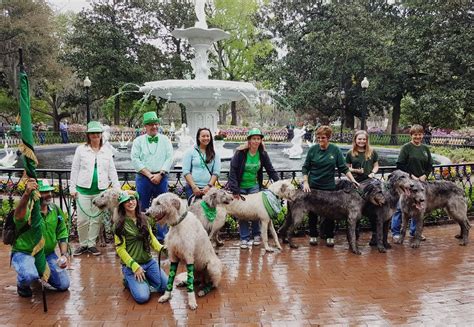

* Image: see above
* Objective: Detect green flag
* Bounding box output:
[18,65,49,281]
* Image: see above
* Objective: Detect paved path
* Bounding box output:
[1,224,473,326]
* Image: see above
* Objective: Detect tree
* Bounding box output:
[209,0,274,125]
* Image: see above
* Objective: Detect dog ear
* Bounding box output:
[171,197,181,210]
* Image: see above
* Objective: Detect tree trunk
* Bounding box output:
[230,101,237,125]
[114,87,120,125]
[390,94,403,145]
[180,103,187,125]
[345,111,355,129]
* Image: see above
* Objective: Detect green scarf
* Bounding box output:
[200,201,217,222]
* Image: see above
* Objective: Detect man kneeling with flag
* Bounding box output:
[11,179,70,297]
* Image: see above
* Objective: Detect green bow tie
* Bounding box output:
[148,136,158,143]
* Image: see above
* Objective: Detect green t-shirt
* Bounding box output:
[397,142,433,178]
[240,151,260,189]
[346,150,379,183]
[302,143,349,190]
[13,204,69,255]
[77,160,104,195]
[115,217,154,265]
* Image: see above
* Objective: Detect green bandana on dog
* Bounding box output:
[200,201,217,222]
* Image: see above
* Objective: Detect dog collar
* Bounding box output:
[170,211,187,227]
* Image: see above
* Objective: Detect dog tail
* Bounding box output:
[208,257,223,288]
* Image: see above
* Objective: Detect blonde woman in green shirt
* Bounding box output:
[114,190,168,304]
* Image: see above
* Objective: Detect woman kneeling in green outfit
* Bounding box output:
[114,190,168,304]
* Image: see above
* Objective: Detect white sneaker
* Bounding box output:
[253,236,262,246]
[240,240,249,249]
[309,237,318,246]
[393,234,400,242]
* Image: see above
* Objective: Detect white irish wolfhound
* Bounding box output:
[223,179,295,252]
[145,192,222,310]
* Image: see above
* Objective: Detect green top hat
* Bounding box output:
[38,179,55,192]
[86,121,103,133]
[247,128,264,139]
[118,190,139,204]
[143,112,161,125]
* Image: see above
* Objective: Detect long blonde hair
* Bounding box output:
[351,130,373,160]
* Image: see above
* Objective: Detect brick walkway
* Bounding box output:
[1,224,473,326]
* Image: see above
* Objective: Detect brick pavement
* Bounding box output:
[1,224,473,326]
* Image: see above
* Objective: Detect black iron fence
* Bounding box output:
[0,164,472,238]
[1,131,472,148]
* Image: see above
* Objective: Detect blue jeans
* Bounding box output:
[38,132,45,144]
[238,185,261,241]
[136,173,169,242]
[12,252,70,291]
[122,259,168,304]
[60,131,68,143]
[391,201,417,236]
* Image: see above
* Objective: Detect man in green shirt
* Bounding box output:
[12,179,70,297]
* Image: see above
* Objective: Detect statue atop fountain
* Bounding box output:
[195,0,208,29]
[102,124,118,155]
[117,131,130,151]
[283,127,306,159]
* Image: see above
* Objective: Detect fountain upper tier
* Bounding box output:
[139,79,258,107]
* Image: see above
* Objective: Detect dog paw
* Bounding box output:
[454,234,462,239]
[352,249,362,255]
[411,241,420,248]
[265,247,275,253]
[383,243,392,249]
[289,243,299,249]
[459,241,468,246]
[98,242,107,247]
[188,302,198,310]
[377,246,386,253]
[197,290,206,297]
[158,292,171,303]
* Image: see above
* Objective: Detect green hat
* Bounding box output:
[118,190,139,204]
[143,111,161,125]
[38,179,55,192]
[247,128,264,139]
[86,121,103,133]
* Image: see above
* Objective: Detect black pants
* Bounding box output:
[308,212,335,238]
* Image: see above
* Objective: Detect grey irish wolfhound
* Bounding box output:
[338,170,413,253]
[188,188,234,247]
[398,179,470,248]
[145,192,223,310]
[280,181,385,254]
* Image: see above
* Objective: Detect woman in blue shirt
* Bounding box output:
[182,128,221,202]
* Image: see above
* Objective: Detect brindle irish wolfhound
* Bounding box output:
[337,170,413,253]
[280,182,385,254]
[398,179,470,248]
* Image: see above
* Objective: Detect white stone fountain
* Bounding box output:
[139,0,258,144]
[0,143,17,168]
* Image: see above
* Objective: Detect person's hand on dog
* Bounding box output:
[135,267,146,282]
[233,193,241,200]
[70,192,77,199]
[418,175,427,182]
[202,185,211,194]
[303,180,311,193]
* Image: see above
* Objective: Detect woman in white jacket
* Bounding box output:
[70,121,120,256]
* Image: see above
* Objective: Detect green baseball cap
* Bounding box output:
[86,121,103,133]
[143,112,161,125]
[247,128,264,139]
[118,190,139,204]
[38,179,55,192]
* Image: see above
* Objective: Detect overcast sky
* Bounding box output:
[47,0,90,13]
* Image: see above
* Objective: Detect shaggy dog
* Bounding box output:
[91,188,122,246]
[223,179,295,252]
[188,188,234,247]
[146,192,223,310]
[336,170,413,253]
[280,181,385,254]
[398,179,470,248]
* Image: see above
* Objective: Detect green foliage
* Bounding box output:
[430,147,474,163]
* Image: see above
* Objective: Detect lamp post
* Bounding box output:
[83,76,91,123]
[360,76,369,130]
[340,90,346,141]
